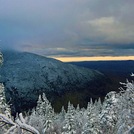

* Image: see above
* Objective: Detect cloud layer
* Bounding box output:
[0,0,134,57]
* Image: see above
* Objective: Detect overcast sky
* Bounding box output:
[0,0,134,57]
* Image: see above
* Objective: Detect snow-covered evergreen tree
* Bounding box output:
[62,102,77,134]
[0,83,12,133]
[0,53,11,133]
[58,106,66,123]
[82,99,102,134]
[27,93,55,133]
[43,103,55,133]
[36,93,49,117]
[52,106,66,134]
[0,83,11,117]
[0,52,11,118]
[75,104,83,133]
[0,52,3,65]
[115,78,134,134]
[26,109,44,133]
[99,91,119,133]
[94,98,102,113]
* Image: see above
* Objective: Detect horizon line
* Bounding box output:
[51,56,134,62]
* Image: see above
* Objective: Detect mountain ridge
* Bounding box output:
[0,51,108,113]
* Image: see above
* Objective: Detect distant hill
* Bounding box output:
[68,60,134,76]
[0,51,109,113]
[68,60,134,92]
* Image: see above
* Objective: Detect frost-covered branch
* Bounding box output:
[0,113,15,126]
[5,125,17,134]
[0,113,40,134]
[16,113,40,134]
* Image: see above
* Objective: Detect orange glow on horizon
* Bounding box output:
[51,56,134,62]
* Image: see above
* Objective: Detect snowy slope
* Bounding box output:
[0,51,107,113]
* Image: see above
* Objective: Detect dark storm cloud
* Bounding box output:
[0,0,134,56]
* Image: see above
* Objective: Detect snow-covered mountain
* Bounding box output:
[0,51,108,113]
